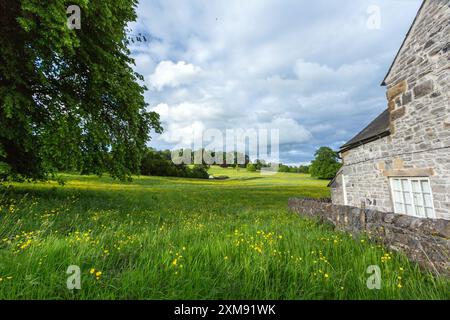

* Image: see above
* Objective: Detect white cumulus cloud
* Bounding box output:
[130,0,423,164]
[149,61,202,91]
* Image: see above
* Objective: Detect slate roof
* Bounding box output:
[340,109,391,152]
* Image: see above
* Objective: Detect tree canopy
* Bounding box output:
[0,0,161,180]
[309,147,342,180]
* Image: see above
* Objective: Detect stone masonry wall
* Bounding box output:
[330,171,344,205]
[333,0,450,220]
[288,198,450,276]
[337,137,450,219]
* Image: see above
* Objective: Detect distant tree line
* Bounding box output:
[171,149,250,168]
[244,146,342,180]
[141,148,317,178]
[277,164,311,174]
[246,160,310,173]
[140,149,209,179]
[140,148,252,179]
[2,143,342,182]
[245,159,269,172]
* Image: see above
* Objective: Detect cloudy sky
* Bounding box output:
[129,0,422,165]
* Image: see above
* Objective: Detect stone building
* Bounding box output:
[330,0,450,220]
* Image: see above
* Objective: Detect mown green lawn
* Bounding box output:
[0,167,448,299]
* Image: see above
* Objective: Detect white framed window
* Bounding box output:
[389,177,435,218]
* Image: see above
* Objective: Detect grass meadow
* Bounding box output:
[0,167,448,299]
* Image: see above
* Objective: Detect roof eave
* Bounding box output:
[339,130,391,153]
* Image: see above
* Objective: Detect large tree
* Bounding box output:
[309,147,342,180]
[0,0,161,180]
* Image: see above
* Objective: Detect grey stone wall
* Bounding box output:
[333,0,450,220]
[336,137,450,219]
[288,198,450,276]
[330,171,344,205]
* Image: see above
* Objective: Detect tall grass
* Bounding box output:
[0,169,448,299]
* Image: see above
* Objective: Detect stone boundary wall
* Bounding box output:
[288,198,450,276]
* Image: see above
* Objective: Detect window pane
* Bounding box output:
[393,179,401,190]
[415,205,425,218]
[421,180,431,193]
[401,179,410,191]
[425,207,434,218]
[411,180,421,192]
[403,191,412,205]
[413,190,425,217]
[405,204,413,215]
[424,194,433,207]
[394,191,403,202]
[413,192,423,206]
[394,202,404,213]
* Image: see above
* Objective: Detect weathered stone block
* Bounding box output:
[387,80,408,101]
[390,106,406,121]
[428,220,450,238]
[413,80,434,98]
[388,99,396,111]
[430,92,441,98]
[402,91,412,105]
[424,40,435,50]
[393,158,404,169]
[394,216,416,230]
[365,209,384,223]
[445,118,450,129]
[443,42,450,54]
